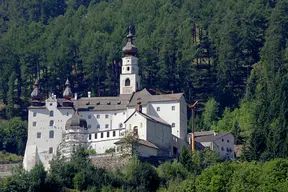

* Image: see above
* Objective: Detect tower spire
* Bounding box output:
[119,26,141,95]
[122,26,137,56]
[31,79,41,100]
[63,78,73,100]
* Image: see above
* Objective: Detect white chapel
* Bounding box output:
[23,28,188,171]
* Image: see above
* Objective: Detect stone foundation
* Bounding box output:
[90,153,131,171]
[0,163,21,172]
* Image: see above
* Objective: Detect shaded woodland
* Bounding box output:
[0,0,288,161]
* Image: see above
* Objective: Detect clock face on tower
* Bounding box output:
[123,87,132,94]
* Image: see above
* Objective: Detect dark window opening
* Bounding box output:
[125,78,130,86]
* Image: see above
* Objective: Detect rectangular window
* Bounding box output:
[89,134,91,140]
[33,112,37,117]
[33,122,36,126]
[97,124,100,129]
[101,132,103,138]
[113,131,116,137]
[172,123,175,127]
[37,132,41,138]
[227,140,230,143]
[49,111,54,117]
[94,133,97,139]
[105,114,109,119]
[157,107,160,111]
[172,106,175,111]
[107,132,110,138]
[105,124,109,128]
[97,114,100,119]
[88,125,91,129]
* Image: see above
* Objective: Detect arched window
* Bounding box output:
[49,111,54,117]
[133,126,138,137]
[125,78,130,86]
[49,147,53,154]
[49,130,54,138]
[49,120,54,127]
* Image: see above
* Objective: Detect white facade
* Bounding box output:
[120,56,141,94]
[23,30,189,170]
[188,132,235,160]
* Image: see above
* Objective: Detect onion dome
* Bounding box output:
[122,26,137,56]
[31,79,41,100]
[65,110,87,130]
[63,78,73,100]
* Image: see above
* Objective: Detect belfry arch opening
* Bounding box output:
[125,78,130,86]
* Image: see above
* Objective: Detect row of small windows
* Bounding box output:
[33,111,54,117]
[221,147,233,152]
[33,112,125,119]
[88,131,116,140]
[33,121,55,127]
[33,121,123,129]
[156,106,175,112]
[37,130,54,139]
[221,139,230,143]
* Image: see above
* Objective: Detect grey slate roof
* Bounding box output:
[76,94,132,111]
[194,131,214,137]
[194,133,229,143]
[127,88,183,107]
[114,138,158,149]
[31,88,184,111]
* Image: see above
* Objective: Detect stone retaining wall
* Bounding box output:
[0,163,21,173]
[90,154,131,171]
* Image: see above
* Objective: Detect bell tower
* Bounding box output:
[120,27,141,94]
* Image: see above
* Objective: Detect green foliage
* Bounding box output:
[0,117,27,155]
[123,157,160,191]
[0,151,22,163]
[202,98,219,131]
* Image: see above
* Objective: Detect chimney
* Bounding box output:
[74,93,78,100]
[88,91,91,98]
[136,102,142,112]
[136,98,142,112]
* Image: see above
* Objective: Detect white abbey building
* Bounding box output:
[23,29,188,170]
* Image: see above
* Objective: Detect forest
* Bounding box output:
[0,0,288,188]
